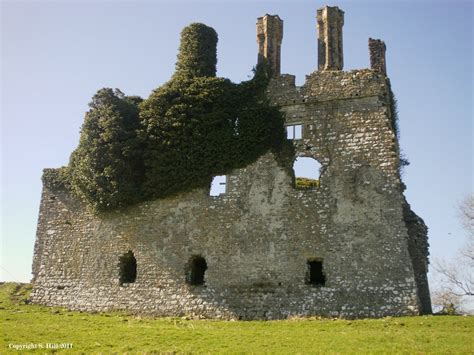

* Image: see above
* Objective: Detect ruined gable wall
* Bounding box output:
[269,69,430,314]
[269,70,399,180]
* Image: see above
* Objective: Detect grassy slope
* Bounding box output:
[1,283,472,354]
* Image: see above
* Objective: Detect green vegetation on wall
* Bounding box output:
[386,78,410,174]
[45,23,287,213]
[140,68,285,200]
[295,177,320,190]
[68,88,144,212]
[174,23,218,79]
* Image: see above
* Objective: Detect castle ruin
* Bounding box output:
[30,6,431,319]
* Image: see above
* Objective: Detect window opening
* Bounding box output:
[186,255,207,285]
[293,156,321,190]
[119,251,137,285]
[306,259,326,286]
[286,124,303,140]
[210,175,226,196]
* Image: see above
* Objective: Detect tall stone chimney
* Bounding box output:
[369,38,387,75]
[317,6,344,71]
[257,14,283,77]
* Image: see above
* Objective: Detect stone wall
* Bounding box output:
[30,5,431,319]
[403,201,432,314]
[30,67,430,319]
[369,38,387,75]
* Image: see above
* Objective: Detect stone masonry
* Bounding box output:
[369,38,387,75]
[317,6,344,71]
[30,6,432,319]
[257,14,283,77]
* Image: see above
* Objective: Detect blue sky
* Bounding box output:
[1,0,472,286]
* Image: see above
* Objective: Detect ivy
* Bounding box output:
[174,23,218,79]
[386,78,399,139]
[140,64,286,200]
[56,23,288,213]
[386,78,410,176]
[68,88,144,212]
[42,167,71,191]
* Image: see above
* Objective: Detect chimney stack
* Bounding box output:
[257,14,283,77]
[317,6,344,71]
[369,38,387,75]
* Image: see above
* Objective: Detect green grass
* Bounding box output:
[1,283,472,354]
[295,177,320,190]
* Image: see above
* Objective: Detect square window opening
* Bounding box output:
[286,124,303,140]
[210,175,227,196]
[186,256,207,286]
[306,259,326,286]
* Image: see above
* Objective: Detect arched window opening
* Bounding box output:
[186,255,207,286]
[119,251,137,285]
[293,157,322,190]
[210,175,226,196]
[306,259,326,286]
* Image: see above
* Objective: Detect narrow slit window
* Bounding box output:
[210,175,226,196]
[119,251,137,285]
[286,124,303,140]
[306,259,326,286]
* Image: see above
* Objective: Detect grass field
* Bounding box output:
[1,283,472,354]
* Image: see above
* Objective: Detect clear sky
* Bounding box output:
[1,0,472,291]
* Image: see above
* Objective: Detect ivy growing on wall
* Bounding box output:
[140,65,286,199]
[46,23,288,213]
[386,78,410,175]
[68,88,144,212]
[174,23,218,79]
